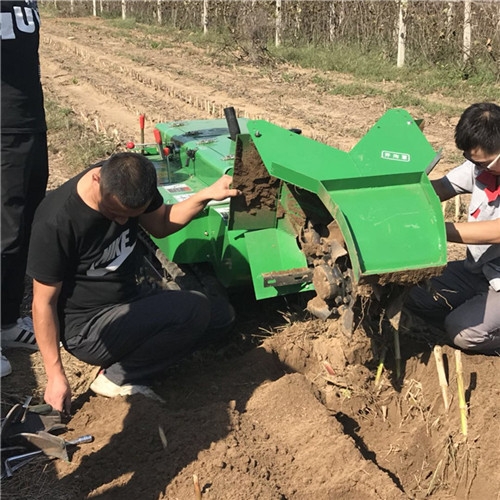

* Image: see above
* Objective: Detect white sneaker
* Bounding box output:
[1,317,38,350]
[90,372,165,403]
[1,349,12,378]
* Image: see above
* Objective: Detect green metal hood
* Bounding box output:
[246,109,446,283]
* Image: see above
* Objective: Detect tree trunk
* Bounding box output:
[275,0,282,47]
[397,0,408,68]
[463,0,472,63]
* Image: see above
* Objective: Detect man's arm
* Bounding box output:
[431,177,457,202]
[446,219,500,244]
[139,174,241,238]
[431,169,500,244]
[32,279,72,414]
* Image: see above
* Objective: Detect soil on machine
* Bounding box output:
[2,15,499,500]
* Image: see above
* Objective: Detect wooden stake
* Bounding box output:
[374,345,387,388]
[393,329,401,381]
[193,474,202,500]
[158,425,167,450]
[455,350,468,437]
[455,195,461,220]
[433,345,449,412]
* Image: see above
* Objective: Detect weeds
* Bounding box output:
[45,98,118,174]
[423,434,477,498]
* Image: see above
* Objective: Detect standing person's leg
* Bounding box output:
[66,289,213,387]
[405,260,489,328]
[1,133,48,345]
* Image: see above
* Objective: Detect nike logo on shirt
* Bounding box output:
[87,229,136,277]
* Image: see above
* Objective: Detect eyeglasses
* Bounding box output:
[463,151,500,170]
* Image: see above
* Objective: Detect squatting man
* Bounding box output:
[406,102,500,354]
[27,152,241,413]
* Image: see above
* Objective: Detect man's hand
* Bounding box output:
[45,373,72,414]
[202,174,242,201]
[141,174,242,238]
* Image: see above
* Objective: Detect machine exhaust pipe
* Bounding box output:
[224,106,241,141]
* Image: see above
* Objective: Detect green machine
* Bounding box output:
[130,107,446,324]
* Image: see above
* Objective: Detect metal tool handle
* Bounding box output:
[66,435,94,446]
[4,450,43,477]
[5,455,38,478]
[20,395,33,423]
[5,449,42,463]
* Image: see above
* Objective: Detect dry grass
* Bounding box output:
[1,459,81,500]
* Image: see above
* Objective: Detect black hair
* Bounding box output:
[455,102,500,154]
[99,152,157,209]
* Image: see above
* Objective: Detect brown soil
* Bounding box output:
[232,140,279,213]
[2,16,499,500]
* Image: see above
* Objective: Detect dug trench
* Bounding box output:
[3,287,499,499]
[2,14,499,500]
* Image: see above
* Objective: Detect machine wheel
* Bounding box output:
[312,264,341,301]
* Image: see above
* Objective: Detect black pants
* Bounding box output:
[1,133,49,325]
[64,289,235,385]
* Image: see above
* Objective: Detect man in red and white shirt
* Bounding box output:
[407,102,500,354]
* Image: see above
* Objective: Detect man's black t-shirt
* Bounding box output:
[1,0,46,132]
[27,166,164,339]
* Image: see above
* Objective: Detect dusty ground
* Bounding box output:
[2,15,499,500]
